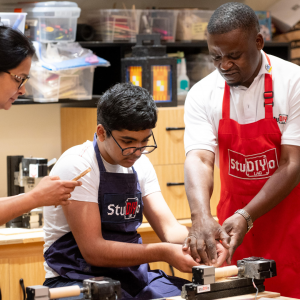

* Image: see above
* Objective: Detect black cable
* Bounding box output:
[19,278,26,300]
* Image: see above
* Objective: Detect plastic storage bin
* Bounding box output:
[1,2,81,42]
[25,65,95,102]
[139,10,178,42]
[176,10,214,41]
[87,9,141,42]
[58,67,95,100]
[25,66,60,102]
[0,13,27,33]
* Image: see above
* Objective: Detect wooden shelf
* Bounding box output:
[13,97,100,107]
[78,40,289,48]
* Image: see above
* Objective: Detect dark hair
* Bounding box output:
[97,83,157,136]
[0,25,35,72]
[207,2,260,36]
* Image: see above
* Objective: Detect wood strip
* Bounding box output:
[167,291,281,300]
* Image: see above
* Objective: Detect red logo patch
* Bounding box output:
[228,149,279,180]
[124,197,139,219]
[278,114,288,124]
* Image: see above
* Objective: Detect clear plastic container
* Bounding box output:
[139,10,178,42]
[25,65,61,102]
[0,13,27,33]
[25,64,95,102]
[0,2,81,42]
[58,67,95,100]
[87,9,141,42]
[176,10,214,41]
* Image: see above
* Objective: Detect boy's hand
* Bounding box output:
[164,244,200,273]
[30,176,82,207]
[215,240,229,267]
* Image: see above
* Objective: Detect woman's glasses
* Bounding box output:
[4,71,30,89]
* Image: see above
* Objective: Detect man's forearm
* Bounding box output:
[184,151,215,219]
[245,147,300,222]
[0,192,39,225]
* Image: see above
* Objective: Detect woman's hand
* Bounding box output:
[30,176,82,207]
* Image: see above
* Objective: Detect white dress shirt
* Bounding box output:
[184,51,300,166]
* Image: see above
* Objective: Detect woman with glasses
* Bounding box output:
[42,83,228,300]
[0,25,81,226]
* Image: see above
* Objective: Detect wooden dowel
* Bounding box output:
[49,286,81,299]
[215,265,239,278]
[72,167,91,181]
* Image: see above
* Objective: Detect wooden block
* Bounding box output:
[166,291,281,300]
[216,291,281,300]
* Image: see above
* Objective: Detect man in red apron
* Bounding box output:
[183,3,300,298]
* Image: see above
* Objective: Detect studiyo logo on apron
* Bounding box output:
[228,149,279,180]
[107,197,140,219]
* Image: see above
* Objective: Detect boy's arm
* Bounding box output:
[143,191,190,244]
[62,200,200,272]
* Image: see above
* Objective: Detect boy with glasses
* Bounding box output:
[43,83,227,299]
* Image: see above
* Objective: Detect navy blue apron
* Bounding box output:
[44,134,189,298]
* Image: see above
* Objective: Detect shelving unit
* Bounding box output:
[15,41,290,106]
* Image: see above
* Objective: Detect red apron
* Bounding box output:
[217,54,300,298]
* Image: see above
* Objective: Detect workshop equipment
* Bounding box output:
[182,257,277,300]
[121,33,177,107]
[26,277,121,300]
[6,155,56,228]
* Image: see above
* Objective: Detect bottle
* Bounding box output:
[177,57,190,100]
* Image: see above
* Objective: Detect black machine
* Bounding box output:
[6,155,55,228]
[182,257,277,300]
[26,277,121,300]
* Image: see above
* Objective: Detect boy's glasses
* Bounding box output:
[4,71,30,89]
[108,130,157,156]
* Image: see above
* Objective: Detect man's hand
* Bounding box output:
[221,213,248,264]
[182,216,230,265]
[164,244,200,273]
[30,176,82,207]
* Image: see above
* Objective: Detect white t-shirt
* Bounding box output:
[184,51,300,166]
[43,139,161,278]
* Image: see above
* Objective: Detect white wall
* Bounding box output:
[0,104,62,197]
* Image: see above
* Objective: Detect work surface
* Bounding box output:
[167,291,297,300]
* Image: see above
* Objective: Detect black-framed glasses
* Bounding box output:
[4,71,30,89]
[108,130,157,156]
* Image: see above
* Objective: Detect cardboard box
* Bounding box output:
[269,0,300,32]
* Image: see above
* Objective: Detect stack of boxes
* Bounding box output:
[0,1,102,102]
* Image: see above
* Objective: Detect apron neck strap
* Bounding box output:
[93,133,137,173]
[93,133,107,172]
[222,52,274,120]
[222,82,231,119]
[264,53,274,119]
